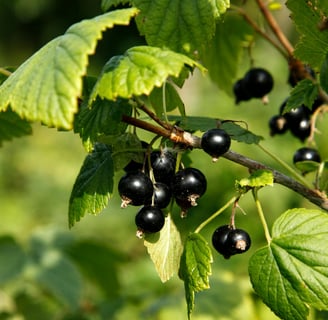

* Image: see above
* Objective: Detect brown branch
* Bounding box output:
[137,104,173,131]
[255,0,294,56]
[121,115,328,212]
[232,6,288,59]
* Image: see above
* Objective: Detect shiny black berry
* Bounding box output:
[201,128,231,160]
[153,182,172,209]
[293,147,321,164]
[269,115,288,136]
[242,68,274,98]
[233,79,252,104]
[172,168,207,206]
[150,149,176,184]
[226,228,251,255]
[212,225,233,258]
[118,171,153,208]
[289,117,311,142]
[212,225,251,259]
[135,205,165,237]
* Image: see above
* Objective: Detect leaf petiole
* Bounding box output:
[252,188,271,243]
[194,195,238,234]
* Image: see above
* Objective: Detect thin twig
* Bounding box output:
[121,114,328,211]
[231,5,288,58]
[0,67,12,77]
[255,0,294,56]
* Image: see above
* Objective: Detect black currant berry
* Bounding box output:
[293,147,321,164]
[289,117,311,142]
[135,205,165,237]
[150,149,176,184]
[269,115,288,136]
[212,225,251,259]
[153,182,172,209]
[242,68,274,98]
[233,79,252,104]
[201,128,231,160]
[226,228,251,255]
[212,225,233,258]
[171,167,207,206]
[118,171,153,208]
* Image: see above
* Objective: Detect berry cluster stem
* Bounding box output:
[194,196,238,233]
[252,188,272,244]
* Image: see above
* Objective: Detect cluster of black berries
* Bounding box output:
[117,127,233,240]
[233,67,274,104]
[269,97,323,141]
[212,225,251,259]
[118,148,208,237]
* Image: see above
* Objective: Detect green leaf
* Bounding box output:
[0,108,32,146]
[179,233,213,318]
[201,12,254,95]
[294,160,321,174]
[284,79,319,112]
[32,249,82,308]
[168,115,263,144]
[236,169,274,193]
[286,0,328,69]
[0,8,138,130]
[144,214,184,282]
[75,98,132,151]
[90,46,203,102]
[0,236,26,284]
[249,208,328,320]
[68,143,114,228]
[149,82,185,117]
[67,241,125,298]
[100,132,145,171]
[134,0,229,56]
[102,0,131,12]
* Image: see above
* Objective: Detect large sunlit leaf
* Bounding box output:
[90,46,204,102]
[101,0,131,12]
[0,8,138,129]
[201,12,254,95]
[134,0,229,57]
[144,214,184,282]
[179,233,212,319]
[286,0,328,69]
[249,208,328,320]
[68,143,114,227]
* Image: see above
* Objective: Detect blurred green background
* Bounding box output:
[1,1,328,319]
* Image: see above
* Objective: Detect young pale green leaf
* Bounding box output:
[134,0,229,57]
[249,208,328,320]
[201,12,254,95]
[68,143,114,228]
[90,46,203,102]
[236,170,274,193]
[286,0,328,69]
[0,8,138,130]
[179,233,213,318]
[75,98,132,151]
[284,79,319,112]
[144,214,184,282]
[168,115,263,144]
[149,82,185,117]
[0,108,32,146]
